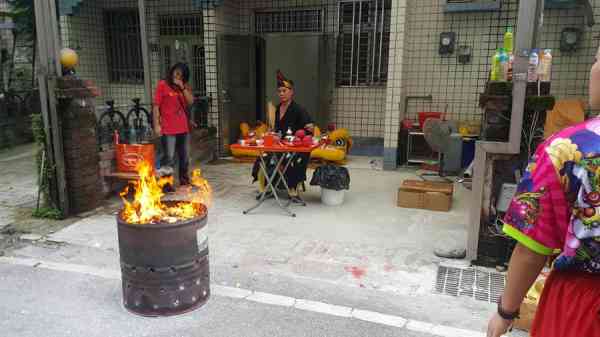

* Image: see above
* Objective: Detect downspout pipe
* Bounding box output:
[466,0,545,261]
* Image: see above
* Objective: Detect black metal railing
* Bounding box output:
[96,96,210,148]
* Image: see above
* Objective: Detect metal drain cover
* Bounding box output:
[435,266,506,303]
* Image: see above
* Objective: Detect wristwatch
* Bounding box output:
[497,298,520,320]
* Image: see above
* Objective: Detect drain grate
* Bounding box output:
[435,266,506,303]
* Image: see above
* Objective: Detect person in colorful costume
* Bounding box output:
[487,50,600,337]
[251,70,314,199]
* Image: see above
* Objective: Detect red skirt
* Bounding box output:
[531,270,600,337]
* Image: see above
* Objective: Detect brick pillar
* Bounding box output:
[56,76,102,215]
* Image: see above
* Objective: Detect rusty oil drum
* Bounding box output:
[117,202,209,316]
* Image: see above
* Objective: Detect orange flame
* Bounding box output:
[190,168,213,208]
[119,161,210,224]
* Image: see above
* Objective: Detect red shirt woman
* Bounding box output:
[153,79,190,135]
[152,63,195,188]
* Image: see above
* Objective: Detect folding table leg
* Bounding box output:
[243,152,296,217]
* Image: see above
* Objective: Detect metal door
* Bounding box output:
[264,34,330,128]
[217,35,257,152]
[158,36,205,95]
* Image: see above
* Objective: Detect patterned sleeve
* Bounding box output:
[502,146,567,256]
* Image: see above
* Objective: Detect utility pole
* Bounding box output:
[33,0,69,215]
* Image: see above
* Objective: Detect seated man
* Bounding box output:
[251,70,313,199]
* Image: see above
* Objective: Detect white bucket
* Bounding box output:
[321,188,345,206]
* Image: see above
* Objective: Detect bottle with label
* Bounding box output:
[499,48,509,81]
[491,49,502,81]
[504,27,513,54]
[528,49,540,82]
[539,49,552,82]
[286,127,293,141]
[129,125,137,144]
[508,53,514,81]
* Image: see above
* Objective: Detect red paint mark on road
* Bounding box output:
[344,266,366,279]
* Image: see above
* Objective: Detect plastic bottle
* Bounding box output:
[504,27,513,54]
[491,49,502,81]
[499,48,509,81]
[528,49,540,82]
[286,126,293,141]
[507,53,514,81]
[539,49,552,82]
[129,125,136,144]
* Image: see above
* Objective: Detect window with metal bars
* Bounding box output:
[159,15,203,36]
[336,0,391,86]
[193,45,207,95]
[104,9,144,84]
[255,9,322,33]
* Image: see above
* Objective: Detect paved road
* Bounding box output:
[0,263,442,337]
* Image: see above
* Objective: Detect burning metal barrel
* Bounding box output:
[117,201,210,317]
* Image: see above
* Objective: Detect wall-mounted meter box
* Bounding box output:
[444,0,501,13]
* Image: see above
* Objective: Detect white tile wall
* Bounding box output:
[239,0,387,138]
[58,0,600,157]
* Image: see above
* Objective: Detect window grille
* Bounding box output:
[192,44,207,95]
[161,45,171,82]
[157,14,206,96]
[159,15,203,36]
[103,9,144,84]
[336,0,390,86]
[255,9,322,33]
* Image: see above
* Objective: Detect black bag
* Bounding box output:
[310,164,350,191]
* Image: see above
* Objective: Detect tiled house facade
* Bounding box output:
[58,0,600,169]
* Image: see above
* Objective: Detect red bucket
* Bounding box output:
[418,112,443,129]
[116,143,155,173]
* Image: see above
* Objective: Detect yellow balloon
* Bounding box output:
[60,48,79,69]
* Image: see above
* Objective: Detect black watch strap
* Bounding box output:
[497,298,520,320]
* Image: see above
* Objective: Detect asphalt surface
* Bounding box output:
[0,264,439,337]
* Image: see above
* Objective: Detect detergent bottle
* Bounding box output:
[539,49,553,82]
[528,49,540,82]
[504,27,513,54]
[499,48,509,81]
[491,49,502,81]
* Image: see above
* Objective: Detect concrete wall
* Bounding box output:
[237,0,387,139]
[59,0,600,166]
[383,0,600,167]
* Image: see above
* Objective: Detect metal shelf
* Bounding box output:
[406,131,438,166]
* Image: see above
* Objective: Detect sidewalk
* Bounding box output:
[0,150,527,336]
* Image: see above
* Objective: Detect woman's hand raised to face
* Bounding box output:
[174,78,185,90]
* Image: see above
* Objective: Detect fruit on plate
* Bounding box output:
[295,129,306,139]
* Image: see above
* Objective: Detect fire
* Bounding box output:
[119,161,211,224]
[190,168,213,208]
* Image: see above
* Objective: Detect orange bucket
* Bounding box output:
[116,143,155,173]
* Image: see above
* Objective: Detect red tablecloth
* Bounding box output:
[230,142,320,154]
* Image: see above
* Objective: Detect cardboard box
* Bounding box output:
[513,300,537,332]
[513,276,546,332]
[397,180,454,212]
